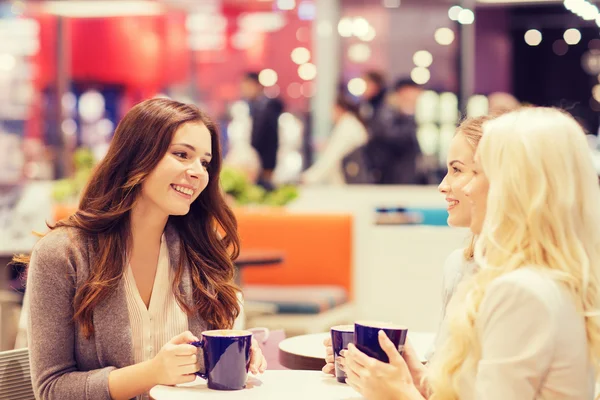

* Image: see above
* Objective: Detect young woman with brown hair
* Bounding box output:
[19,98,266,400]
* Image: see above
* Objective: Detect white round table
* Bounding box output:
[278,331,436,370]
[149,370,361,399]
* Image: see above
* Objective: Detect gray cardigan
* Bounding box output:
[26,224,209,400]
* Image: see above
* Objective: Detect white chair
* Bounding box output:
[0,347,34,400]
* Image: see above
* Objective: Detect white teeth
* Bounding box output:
[173,185,193,196]
[448,200,458,207]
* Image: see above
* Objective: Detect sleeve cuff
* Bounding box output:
[85,366,117,400]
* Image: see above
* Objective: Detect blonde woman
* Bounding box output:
[345,107,599,399]
[322,115,494,396]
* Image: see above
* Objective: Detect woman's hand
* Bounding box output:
[248,337,268,374]
[345,331,425,400]
[150,331,200,386]
[323,336,336,375]
[402,340,429,397]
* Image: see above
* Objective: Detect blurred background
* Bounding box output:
[2,0,600,190]
[2,0,600,352]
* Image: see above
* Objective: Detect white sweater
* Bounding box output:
[303,112,368,185]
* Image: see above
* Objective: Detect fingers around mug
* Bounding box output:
[176,373,197,385]
[258,354,268,373]
[336,356,346,372]
[249,349,260,374]
[177,353,197,367]
[180,362,201,376]
[174,343,199,356]
[322,363,335,375]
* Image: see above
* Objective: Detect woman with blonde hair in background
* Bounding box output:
[345,107,599,399]
[323,114,497,397]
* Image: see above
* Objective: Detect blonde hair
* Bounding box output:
[455,114,495,260]
[428,107,600,399]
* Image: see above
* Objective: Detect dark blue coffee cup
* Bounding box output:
[354,321,408,363]
[331,325,354,383]
[191,329,252,390]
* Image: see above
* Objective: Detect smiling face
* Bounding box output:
[438,132,477,228]
[137,122,212,219]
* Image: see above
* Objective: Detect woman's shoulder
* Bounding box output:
[442,248,469,280]
[31,226,89,267]
[487,267,565,303]
[338,113,367,131]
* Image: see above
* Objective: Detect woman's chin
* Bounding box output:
[447,214,469,228]
[166,205,191,216]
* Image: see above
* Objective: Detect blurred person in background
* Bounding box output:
[240,72,284,188]
[359,70,388,128]
[344,108,599,399]
[224,144,262,186]
[487,92,520,115]
[323,115,494,398]
[366,78,423,184]
[18,98,266,400]
[302,94,368,185]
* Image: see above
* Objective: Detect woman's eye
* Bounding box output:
[174,152,188,159]
[452,167,461,173]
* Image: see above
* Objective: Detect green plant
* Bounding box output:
[220,166,299,206]
[51,148,95,203]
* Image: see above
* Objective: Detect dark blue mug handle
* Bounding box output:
[190,340,207,380]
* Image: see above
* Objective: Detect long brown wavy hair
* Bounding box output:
[16,98,240,339]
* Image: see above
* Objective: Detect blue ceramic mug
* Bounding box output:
[331,325,354,383]
[191,329,252,390]
[354,321,408,363]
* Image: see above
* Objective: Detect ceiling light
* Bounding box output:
[434,27,455,46]
[448,5,462,21]
[457,9,475,25]
[564,28,581,45]
[524,29,542,46]
[413,50,433,67]
[259,69,278,87]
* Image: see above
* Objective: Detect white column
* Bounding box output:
[459,0,476,112]
[311,0,341,146]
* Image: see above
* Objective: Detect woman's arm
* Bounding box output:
[107,361,156,400]
[27,241,117,400]
[108,331,199,400]
[28,240,199,400]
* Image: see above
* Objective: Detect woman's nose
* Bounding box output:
[438,175,449,193]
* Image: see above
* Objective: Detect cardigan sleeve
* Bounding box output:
[27,231,116,400]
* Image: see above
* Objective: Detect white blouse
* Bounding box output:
[123,236,189,367]
[123,235,246,399]
[123,236,189,399]
[454,267,595,399]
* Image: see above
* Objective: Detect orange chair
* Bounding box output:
[234,208,355,335]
